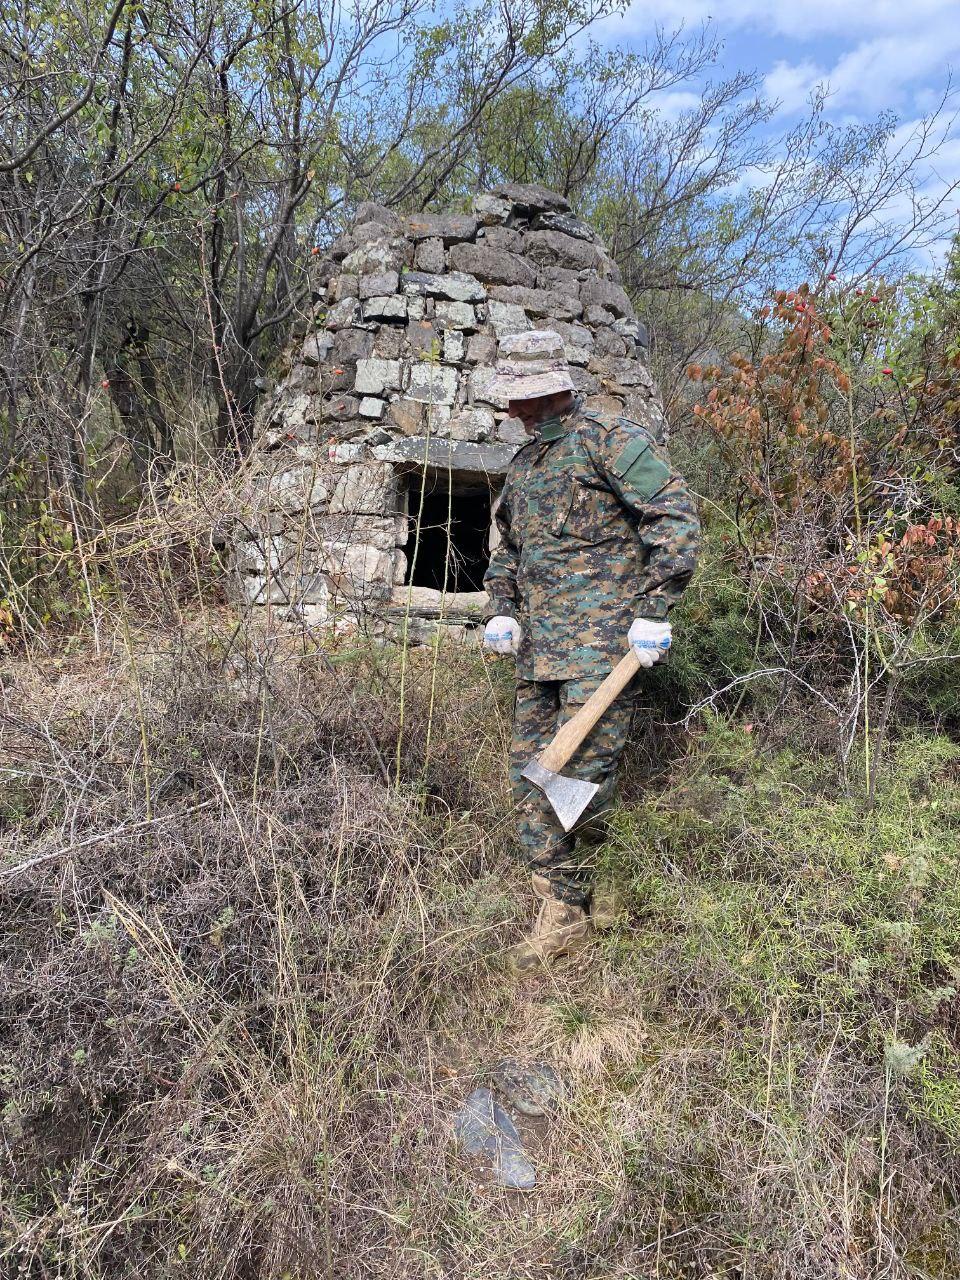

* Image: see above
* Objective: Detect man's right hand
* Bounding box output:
[483,615,521,655]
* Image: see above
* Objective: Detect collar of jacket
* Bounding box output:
[533,396,584,443]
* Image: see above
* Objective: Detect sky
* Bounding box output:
[596,0,960,264]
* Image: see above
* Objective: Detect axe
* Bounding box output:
[521,648,643,832]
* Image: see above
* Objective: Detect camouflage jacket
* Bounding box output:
[483,400,701,681]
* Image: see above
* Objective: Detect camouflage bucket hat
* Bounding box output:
[490,329,576,400]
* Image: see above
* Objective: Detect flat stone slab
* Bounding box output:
[406,212,478,243]
[401,270,487,303]
[452,1087,536,1190]
[372,435,518,476]
[388,587,488,619]
[491,181,571,214]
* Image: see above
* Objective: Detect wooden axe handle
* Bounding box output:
[539,649,642,774]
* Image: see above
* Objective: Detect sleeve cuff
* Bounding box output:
[484,596,517,622]
[636,595,671,620]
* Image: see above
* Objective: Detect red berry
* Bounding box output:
[311,246,319,255]
[855,289,863,296]
[828,273,837,281]
[173,182,181,192]
[870,295,881,303]
[101,379,110,388]
[882,367,893,376]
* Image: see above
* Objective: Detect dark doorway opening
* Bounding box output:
[403,470,494,593]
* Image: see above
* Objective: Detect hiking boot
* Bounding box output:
[508,874,591,973]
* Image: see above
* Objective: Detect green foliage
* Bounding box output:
[648,526,766,712]
[606,722,960,1026]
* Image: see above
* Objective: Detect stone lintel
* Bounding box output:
[371,436,518,479]
[387,586,489,619]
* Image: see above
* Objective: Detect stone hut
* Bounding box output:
[231,183,669,641]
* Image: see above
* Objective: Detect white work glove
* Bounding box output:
[628,617,672,668]
[483,615,521,655]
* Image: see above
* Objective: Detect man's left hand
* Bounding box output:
[628,618,672,668]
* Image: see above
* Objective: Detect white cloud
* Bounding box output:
[763,59,826,115]
[615,0,960,43]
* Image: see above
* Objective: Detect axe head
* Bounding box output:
[521,758,599,832]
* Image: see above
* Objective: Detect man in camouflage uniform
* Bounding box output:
[482,330,700,972]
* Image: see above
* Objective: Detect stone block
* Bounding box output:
[434,301,477,330]
[330,462,395,514]
[320,394,360,421]
[533,210,596,241]
[325,298,360,329]
[593,328,628,359]
[408,320,440,357]
[537,265,581,290]
[406,213,478,243]
[264,464,329,511]
[328,440,365,464]
[237,574,276,606]
[524,229,605,273]
[333,328,375,363]
[362,295,407,322]
[448,242,537,288]
[569,366,600,395]
[358,270,399,299]
[584,304,616,326]
[468,365,507,407]
[604,356,654,389]
[615,316,649,349]
[374,325,403,359]
[234,535,287,575]
[324,542,397,594]
[354,201,400,228]
[488,284,582,320]
[491,182,571,214]
[486,300,531,338]
[414,237,445,273]
[354,358,402,395]
[325,515,401,551]
[402,270,486,303]
[443,330,465,362]
[447,407,495,441]
[406,362,459,405]
[328,274,359,302]
[321,364,355,393]
[472,192,513,225]
[298,600,330,627]
[564,344,592,367]
[479,224,523,252]
[465,333,497,364]
[330,221,390,259]
[535,318,592,350]
[359,396,385,419]
[342,236,406,275]
[427,404,452,431]
[388,399,426,434]
[580,276,634,319]
[301,331,334,367]
[496,416,528,445]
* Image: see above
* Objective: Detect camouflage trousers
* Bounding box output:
[508,675,636,907]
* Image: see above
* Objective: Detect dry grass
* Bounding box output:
[3,587,960,1277]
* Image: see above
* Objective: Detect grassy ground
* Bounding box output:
[3,610,960,1278]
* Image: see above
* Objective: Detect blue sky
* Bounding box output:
[595,0,960,262]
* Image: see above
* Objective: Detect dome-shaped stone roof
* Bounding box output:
[231,184,669,639]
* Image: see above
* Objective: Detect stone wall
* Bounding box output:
[230,183,669,640]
